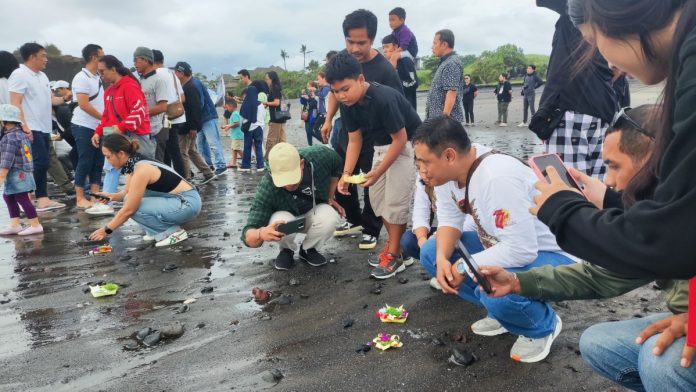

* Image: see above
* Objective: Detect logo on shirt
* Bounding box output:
[23,142,32,162]
[493,208,511,229]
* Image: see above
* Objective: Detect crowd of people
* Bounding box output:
[1,1,695,391]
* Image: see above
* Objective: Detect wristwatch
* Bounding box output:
[455,258,467,274]
[104,225,113,235]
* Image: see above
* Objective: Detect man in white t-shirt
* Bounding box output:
[70,44,108,211]
[9,43,67,211]
[152,49,185,176]
[413,115,575,364]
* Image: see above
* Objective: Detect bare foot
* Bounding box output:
[76,199,94,209]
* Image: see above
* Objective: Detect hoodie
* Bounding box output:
[96,76,151,136]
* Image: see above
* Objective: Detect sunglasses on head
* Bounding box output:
[610,107,655,140]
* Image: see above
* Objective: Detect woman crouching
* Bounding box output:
[89,134,201,247]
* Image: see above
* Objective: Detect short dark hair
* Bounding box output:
[464,74,471,79]
[606,104,657,164]
[528,64,537,70]
[412,115,472,156]
[389,7,406,20]
[19,42,45,61]
[0,51,19,79]
[435,29,455,49]
[343,9,378,40]
[224,99,238,108]
[324,52,363,84]
[381,34,399,46]
[81,44,102,63]
[325,50,338,63]
[500,72,509,79]
[237,69,250,78]
[152,49,164,64]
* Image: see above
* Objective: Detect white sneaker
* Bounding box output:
[155,229,188,247]
[510,315,563,363]
[517,122,527,127]
[499,122,508,127]
[143,234,155,242]
[471,316,508,336]
[429,277,441,290]
[402,256,414,266]
[85,203,115,216]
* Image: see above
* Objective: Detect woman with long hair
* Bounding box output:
[483,1,696,389]
[88,133,201,247]
[263,71,288,159]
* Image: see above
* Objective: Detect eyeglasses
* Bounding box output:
[610,107,655,140]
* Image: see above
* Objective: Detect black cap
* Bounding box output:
[152,49,164,64]
[174,61,192,76]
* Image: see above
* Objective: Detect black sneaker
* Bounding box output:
[299,246,327,267]
[359,234,377,250]
[274,249,295,270]
[370,253,405,279]
[334,222,363,237]
[214,167,228,176]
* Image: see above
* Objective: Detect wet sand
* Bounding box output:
[0,81,665,392]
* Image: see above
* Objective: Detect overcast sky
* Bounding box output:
[2,0,560,77]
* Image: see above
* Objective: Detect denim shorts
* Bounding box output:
[3,168,36,195]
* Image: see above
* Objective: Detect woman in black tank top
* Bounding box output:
[89,134,202,247]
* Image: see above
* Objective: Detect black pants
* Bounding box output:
[463,100,474,123]
[161,124,186,177]
[334,147,383,238]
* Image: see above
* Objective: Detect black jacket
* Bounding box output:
[181,78,202,135]
[537,0,617,123]
[538,22,696,280]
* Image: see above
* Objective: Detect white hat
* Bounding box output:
[0,104,22,123]
[52,80,70,90]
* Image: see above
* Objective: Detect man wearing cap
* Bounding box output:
[242,143,344,270]
[133,47,167,153]
[174,61,215,182]
[152,49,185,176]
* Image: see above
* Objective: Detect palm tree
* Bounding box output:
[300,44,310,70]
[280,49,289,71]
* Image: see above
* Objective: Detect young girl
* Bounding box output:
[221,100,243,169]
[0,104,42,235]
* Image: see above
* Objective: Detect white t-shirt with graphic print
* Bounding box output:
[435,143,576,268]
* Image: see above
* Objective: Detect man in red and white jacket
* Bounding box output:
[91,55,155,159]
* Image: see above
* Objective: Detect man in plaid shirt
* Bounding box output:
[242,143,344,270]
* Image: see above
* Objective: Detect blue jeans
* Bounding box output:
[129,189,201,241]
[72,124,104,188]
[420,231,573,338]
[304,121,315,146]
[102,160,120,193]
[196,119,226,170]
[400,228,436,260]
[241,127,265,169]
[330,118,341,150]
[580,313,696,391]
[31,131,50,198]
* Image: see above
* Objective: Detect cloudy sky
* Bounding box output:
[2,0,560,76]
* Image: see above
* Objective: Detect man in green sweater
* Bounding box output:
[478,105,692,390]
[242,143,344,270]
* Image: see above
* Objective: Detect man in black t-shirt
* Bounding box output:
[322,9,404,252]
[327,52,421,280]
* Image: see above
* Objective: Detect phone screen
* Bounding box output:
[456,241,492,293]
[531,155,581,191]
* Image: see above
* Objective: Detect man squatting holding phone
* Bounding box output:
[413,115,577,363]
[242,143,344,270]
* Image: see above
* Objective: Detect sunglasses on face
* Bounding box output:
[610,107,655,140]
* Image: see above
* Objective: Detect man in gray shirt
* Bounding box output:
[425,29,464,122]
[133,47,166,158]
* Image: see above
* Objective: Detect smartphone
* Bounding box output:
[93,193,111,202]
[277,217,306,235]
[103,126,115,136]
[528,153,583,192]
[455,240,492,294]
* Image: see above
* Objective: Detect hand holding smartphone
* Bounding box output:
[456,241,492,294]
[528,153,585,195]
[277,217,306,235]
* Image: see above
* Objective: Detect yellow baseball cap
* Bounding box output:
[268,143,301,187]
